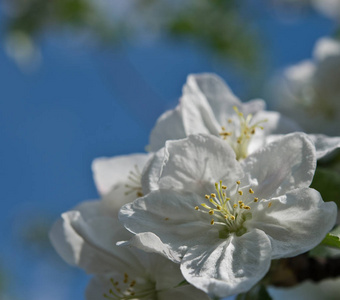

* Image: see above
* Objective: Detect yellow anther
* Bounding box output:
[240,203,244,209]
[238,190,243,196]
[236,180,241,185]
[230,215,235,220]
[211,219,215,225]
[211,193,216,198]
[249,188,254,194]
[237,138,242,144]
[205,195,210,199]
[209,210,214,215]
[215,182,219,188]
[238,200,243,204]
[233,203,238,208]
[195,206,199,210]
[216,205,222,210]
[224,215,228,219]
[268,202,272,208]
[244,206,251,210]
[254,197,258,202]
[228,119,232,123]
[221,126,226,131]
[260,126,264,130]
[251,129,255,134]
[226,197,231,201]
[222,192,226,197]
[222,185,227,189]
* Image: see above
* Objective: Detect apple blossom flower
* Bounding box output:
[91,153,152,216]
[312,0,340,21]
[50,206,211,300]
[120,133,337,298]
[149,73,300,160]
[272,37,340,136]
[150,73,340,161]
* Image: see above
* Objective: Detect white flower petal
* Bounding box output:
[242,133,316,199]
[248,188,337,259]
[101,182,142,218]
[141,148,165,194]
[183,73,242,124]
[118,232,181,263]
[308,134,340,159]
[241,98,266,116]
[49,211,143,274]
[252,111,301,136]
[181,93,220,136]
[148,106,186,152]
[313,38,340,62]
[119,189,220,258]
[180,229,272,298]
[92,153,150,196]
[159,134,243,194]
[246,111,299,155]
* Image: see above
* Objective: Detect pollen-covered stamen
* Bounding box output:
[195,180,267,236]
[125,165,143,198]
[219,106,268,160]
[103,273,156,300]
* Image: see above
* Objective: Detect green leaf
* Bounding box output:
[309,227,340,257]
[236,284,272,300]
[321,230,340,249]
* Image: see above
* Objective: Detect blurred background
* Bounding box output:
[0,0,339,299]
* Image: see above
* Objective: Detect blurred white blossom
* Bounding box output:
[271,37,340,135]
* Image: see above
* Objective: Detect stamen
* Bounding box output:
[218,107,268,160]
[125,165,143,198]
[103,273,156,300]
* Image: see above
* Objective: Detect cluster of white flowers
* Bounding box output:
[272,37,340,136]
[50,73,339,299]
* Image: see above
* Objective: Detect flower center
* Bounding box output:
[195,180,271,237]
[125,165,143,198]
[103,273,156,300]
[219,106,267,160]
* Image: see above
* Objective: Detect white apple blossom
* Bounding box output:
[272,37,340,136]
[150,73,340,160]
[149,73,300,160]
[50,151,211,300]
[120,133,337,298]
[91,153,152,216]
[50,207,211,300]
[312,0,340,21]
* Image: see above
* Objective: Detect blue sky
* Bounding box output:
[0,5,335,299]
